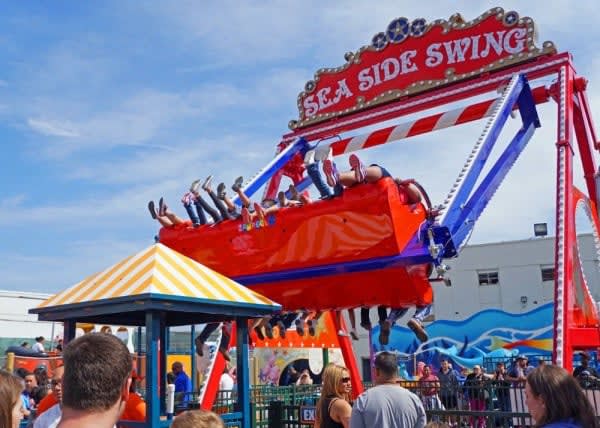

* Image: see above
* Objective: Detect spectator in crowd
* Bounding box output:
[172,361,193,408]
[218,365,235,407]
[572,352,599,387]
[31,385,48,408]
[492,362,511,427]
[351,351,426,428]
[33,366,49,391]
[316,364,353,428]
[21,371,38,419]
[419,365,443,415]
[56,333,133,428]
[296,369,313,386]
[120,371,146,423]
[463,365,488,428]
[507,355,533,386]
[0,370,24,428]
[437,359,459,426]
[33,365,64,428]
[32,337,46,353]
[525,364,597,428]
[171,410,225,428]
[34,365,63,420]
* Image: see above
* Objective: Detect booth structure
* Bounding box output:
[30,243,281,428]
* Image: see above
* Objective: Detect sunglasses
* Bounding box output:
[341,377,351,383]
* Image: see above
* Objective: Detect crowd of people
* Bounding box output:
[313,352,599,428]
[3,331,600,428]
[0,333,228,428]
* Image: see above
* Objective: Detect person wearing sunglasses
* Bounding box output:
[315,364,352,428]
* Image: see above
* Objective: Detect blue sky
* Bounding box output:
[2,1,600,294]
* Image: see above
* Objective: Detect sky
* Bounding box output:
[2,1,600,295]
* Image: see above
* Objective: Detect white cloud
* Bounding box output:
[27,118,80,138]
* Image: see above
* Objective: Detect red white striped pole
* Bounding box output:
[325,85,550,157]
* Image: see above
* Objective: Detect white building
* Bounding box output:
[0,290,61,353]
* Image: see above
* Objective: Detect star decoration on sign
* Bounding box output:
[371,32,387,50]
[386,18,410,43]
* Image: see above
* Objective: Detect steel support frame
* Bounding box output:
[553,61,600,370]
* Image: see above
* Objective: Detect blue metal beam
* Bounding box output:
[451,121,537,249]
[232,138,309,204]
[145,311,161,427]
[441,74,526,230]
[235,317,251,428]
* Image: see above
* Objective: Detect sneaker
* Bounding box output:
[304,149,316,165]
[323,159,339,187]
[379,320,391,345]
[350,329,359,341]
[264,323,274,339]
[407,318,429,342]
[360,322,372,331]
[158,197,165,216]
[278,191,287,207]
[288,184,299,201]
[338,329,349,337]
[349,154,367,183]
[194,337,204,357]
[241,207,251,225]
[201,175,213,191]
[148,201,158,220]
[190,179,201,193]
[217,182,227,200]
[277,321,286,339]
[254,202,266,223]
[232,176,244,192]
[254,326,265,341]
[220,347,231,362]
[295,319,305,336]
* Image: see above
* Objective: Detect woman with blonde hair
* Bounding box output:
[0,370,25,428]
[525,364,598,428]
[315,364,352,428]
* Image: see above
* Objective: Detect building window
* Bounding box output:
[541,266,555,282]
[478,270,499,286]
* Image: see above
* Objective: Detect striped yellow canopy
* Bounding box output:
[38,243,278,309]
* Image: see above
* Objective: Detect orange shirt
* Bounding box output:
[120,393,146,422]
[36,392,58,416]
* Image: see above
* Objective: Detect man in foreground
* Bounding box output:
[57,333,133,428]
[350,351,426,428]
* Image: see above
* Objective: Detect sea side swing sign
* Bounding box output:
[290,8,556,130]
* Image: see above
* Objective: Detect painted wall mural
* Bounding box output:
[371,303,554,377]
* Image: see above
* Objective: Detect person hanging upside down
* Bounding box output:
[148,198,186,228]
[379,305,432,344]
[323,153,422,205]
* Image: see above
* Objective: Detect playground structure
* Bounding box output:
[157,7,600,408]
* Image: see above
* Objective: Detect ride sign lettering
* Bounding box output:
[292,8,556,129]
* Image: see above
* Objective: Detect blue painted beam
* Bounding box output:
[232,138,309,204]
[235,317,251,428]
[441,74,526,230]
[145,311,161,428]
[451,122,537,249]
